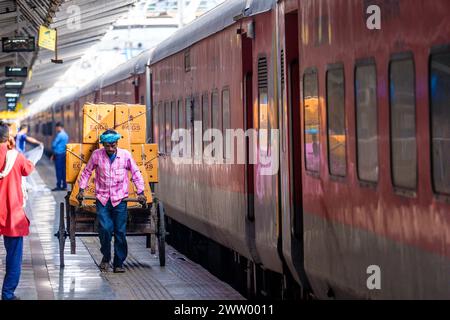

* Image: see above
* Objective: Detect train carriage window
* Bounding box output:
[211,91,221,131]
[356,62,379,183]
[211,91,221,158]
[258,57,270,156]
[178,100,184,157]
[327,66,347,177]
[165,102,171,153]
[222,88,230,159]
[186,97,193,157]
[171,101,177,150]
[193,95,201,157]
[430,51,450,195]
[303,69,320,173]
[159,102,165,153]
[202,93,210,152]
[178,100,184,129]
[389,56,417,190]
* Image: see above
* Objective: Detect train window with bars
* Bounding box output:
[171,101,177,151]
[258,56,270,156]
[202,93,210,152]
[355,62,379,183]
[177,100,184,157]
[326,66,347,177]
[186,97,193,157]
[389,56,417,190]
[193,95,201,157]
[211,90,221,132]
[222,88,230,159]
[185,49,191,72]
[178,100,184,129]
[158,102,165,153]
[47,122,53,136]
[165,101,171,153]
[430,50,450,195]
[303,69,320,173]
[211,90,221,158]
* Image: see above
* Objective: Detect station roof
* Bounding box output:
[0,0,137,111]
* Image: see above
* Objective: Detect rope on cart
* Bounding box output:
[143,155,159,166]
[66,149,88,163]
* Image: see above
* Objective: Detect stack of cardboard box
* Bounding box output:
[67,103,158,210]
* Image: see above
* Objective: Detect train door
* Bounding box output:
[285,10,311,295]
[286,11,302,238]
[242,33,255,221]
[242,29,262,296]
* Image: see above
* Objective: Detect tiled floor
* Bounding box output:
[0,157,244,300]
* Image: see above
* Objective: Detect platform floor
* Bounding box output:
[0,157,244,300]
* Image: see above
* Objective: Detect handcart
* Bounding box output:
[55,192,166,269]
[55,102,163,269]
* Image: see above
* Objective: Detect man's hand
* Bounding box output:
[6,136,15,150]
[76,189,85,204]
[137,193,147,206]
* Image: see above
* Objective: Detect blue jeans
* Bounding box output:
[96,200,128,268]
[54,153,67,189]
[2,237,23,300]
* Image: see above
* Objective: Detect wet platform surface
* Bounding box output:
[0,157,244,300]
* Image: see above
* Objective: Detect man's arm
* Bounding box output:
[52,133,60,150]
[78,152,98,190]
[26,136,42,145]
[127,153,146,202]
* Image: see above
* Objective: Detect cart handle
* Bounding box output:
[81,196,148,209]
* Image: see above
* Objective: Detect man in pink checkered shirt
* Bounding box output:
[77,129,146,273]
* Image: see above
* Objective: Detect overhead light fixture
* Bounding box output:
[5,93,20,98]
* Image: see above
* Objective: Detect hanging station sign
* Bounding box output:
[38,25,56,51]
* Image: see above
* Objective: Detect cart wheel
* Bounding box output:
[58,202,66,268]
[157,201,166,267]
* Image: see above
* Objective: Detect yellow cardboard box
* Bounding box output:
[66,143,96,183]
[82,104,115,143]
[130,144,158,183]
[129,105,146,144]
[114,105,131,149]
[114,104,146,145]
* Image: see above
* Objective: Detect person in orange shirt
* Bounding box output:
[0,121,34,300]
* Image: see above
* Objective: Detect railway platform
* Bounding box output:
[0,156,244,301]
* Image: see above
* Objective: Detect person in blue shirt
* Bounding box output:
[15,124,42,154]
[51,122,69,191]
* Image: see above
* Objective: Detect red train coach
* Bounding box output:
[277,0,450,299]
[149,0,285,297]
